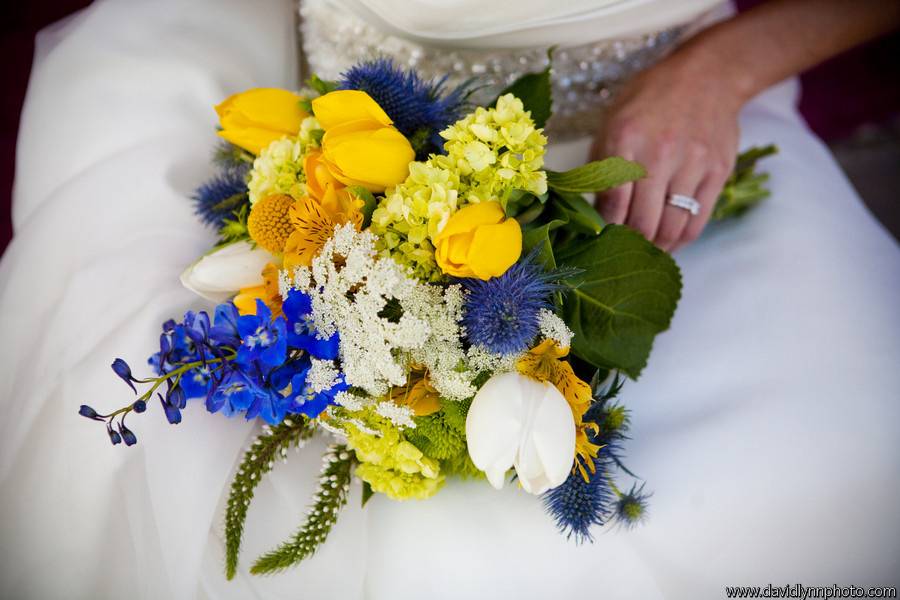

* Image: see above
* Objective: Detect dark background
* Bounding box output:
[1,0,899,255]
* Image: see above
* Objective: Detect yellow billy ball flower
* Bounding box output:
[215,88,307,155]
[247,193,296,254]
[432,201,522,280]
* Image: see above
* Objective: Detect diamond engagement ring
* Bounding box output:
[668,194,701,216]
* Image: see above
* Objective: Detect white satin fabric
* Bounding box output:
[336,0,723,47]
[1,0,898,598]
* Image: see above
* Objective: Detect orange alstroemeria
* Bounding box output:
[388,368,442,417]
[283,184,364,269]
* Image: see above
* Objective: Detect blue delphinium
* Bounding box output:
[459,253,560,355]
[283,289,339,360]
[235,301,288,369]
[192,165,249,228]
[338,58,468,157]
[84,292,349,442]
[208,360,296,425]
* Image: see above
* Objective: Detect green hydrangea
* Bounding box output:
[369,161,461,281]
[246,116,321,205]
[439,93,548,203]
[247,137,307,205]
[344,413,444,501]
[369,94,547,281]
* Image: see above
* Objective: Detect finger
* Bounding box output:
[594,140,636,224]
[674,169,729,251]
[596,182,633,224]
[625,154,675,241]
[655,164,706,251]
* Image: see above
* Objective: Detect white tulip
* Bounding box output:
[466,372,576,495]
[179,240,273,303]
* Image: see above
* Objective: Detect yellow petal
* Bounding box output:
[433,201,505,242]
[312,90,392,130]
[304,150,342,200]
[552,361,593,419]
[216,88,306,134]
[394,379,443,417]
[322,124,414,192]
[217,128,284,156]
[466,218,522,279]
[234,285,267,315]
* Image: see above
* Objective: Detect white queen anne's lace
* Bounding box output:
[538,309,574,349]
[282,224,486,401]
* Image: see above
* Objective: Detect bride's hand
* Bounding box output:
[591,52,741,252]
[591,0,900,252]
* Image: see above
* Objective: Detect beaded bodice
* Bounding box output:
[298,0,690,140]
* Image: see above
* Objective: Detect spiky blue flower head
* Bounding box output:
[543,457,615,543]
[192,165,249,228]
[459,252,560,355]
[613,483,651,529]
[338,58,468,158]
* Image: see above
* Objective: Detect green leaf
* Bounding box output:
[714,145,778,221]
[522,218,568,270]
[491,58,553,129]
[218,203,251,245]
[348,186,379,228]
[361,481,374,507]
[308,128,325,146]
[307,73,338,96]
[250,444,355,575]
[557,225,682,379]
[550,191,605,236]
[546,157,646,194]
[224,417,317,580]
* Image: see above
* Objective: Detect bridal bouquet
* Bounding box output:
[80,59,772,577]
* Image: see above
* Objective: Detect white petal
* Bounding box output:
[180,241,272,302]
[514,380,576,495]
[466,372,576,495]
[465,372,525,486]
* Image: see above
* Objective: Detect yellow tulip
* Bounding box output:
[433,202,522,280]
[311,90,392,129]
[312,90,415,193]
[215,88,307,155]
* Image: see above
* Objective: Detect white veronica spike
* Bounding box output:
[466,372,576,495]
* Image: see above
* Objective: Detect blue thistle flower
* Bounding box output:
[584,399,631,470]
[543,458,615,543]
[459,253,560,355]
[338,58,468,157]
[613,483,651,528]
[192,166,249,228]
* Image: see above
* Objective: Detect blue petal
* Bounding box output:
[236,313,262,340]
[292,331,340,360]
[210,303,240,344]
[110,358,137,394]
[283,290,312,323]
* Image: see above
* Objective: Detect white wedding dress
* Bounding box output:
[1,0,898,598]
